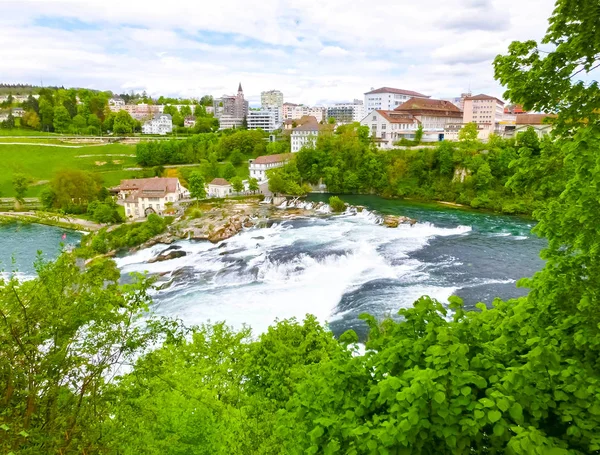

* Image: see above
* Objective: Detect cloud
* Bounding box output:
[0,0,556,104]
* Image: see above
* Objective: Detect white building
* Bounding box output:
[116,177,188,219]
[207,178,232,198]
[248,153,292,181]
[326,100,364,124]
[247,110,280,132]
[261,90,284,108]
[108,96,125,110]
[364,87,430,114]
[291,122,320,152]
[283,103,326,122]
[361,110,419,148]
[142,113,173,135]
[218,115,244,130]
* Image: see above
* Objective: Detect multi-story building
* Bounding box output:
[361,110,419,148]
[218,115,244,130]
[247,110,280,132]
[364,87,429,114]
[116,177,188,219]
[248,153,292,181]
[393,98,463,139]
[461,94,506,139]
[282,103,326,122]
[326,100,364,124]
[291,122,321,152]
[141,113,173,135]
[513,114,556,138]
[214,83,248,120]
[119,103,163,120]
[261,90,283,108]
[443,93,471,111]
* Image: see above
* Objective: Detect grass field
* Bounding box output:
[0,143,143,197]
[0,142,251,197]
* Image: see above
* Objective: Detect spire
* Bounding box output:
[238,82,243,93]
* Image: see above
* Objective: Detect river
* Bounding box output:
[114,195,546,338]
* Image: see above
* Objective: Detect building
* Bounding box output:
[291,121,321,152]
[393,98,463,140]
[462,94,506,139]
[361,110,420,148]
[11,107,24,117]
[248,153,293,181]
[119,103,163,120]
[282,103,326,122]
[108,96,125,110]
[116,177,188,219]
[514,114,556,138]
[214,83,248,121]
[184,116,196,128]
[218,115,244,130]
[207,178,233,198]
[505,104,527,115]
[261,90,284,108]
[364,87,430,114]
[247,110,280,132]
[142,113,173,135]
[326,100,364,124]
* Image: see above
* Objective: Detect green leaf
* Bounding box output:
[488,410,502,423]
[0,424,8,431]
[461,386,471,396]
[19,430,29,438]
[509,402,523,421]
[497,398,510,412]
[480,398,494,408]
[474,410,485,420]
[493,422,505,437]
[433,391,446,404]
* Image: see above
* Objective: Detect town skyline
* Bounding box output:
[1,0,557,105]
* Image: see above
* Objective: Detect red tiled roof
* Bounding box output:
[293,122,320,132]
[365,87,429,98]
[253,153,293,165]
[209,178,230,186]
[395,98,462,117]
[375,110,419,124]
[119,178,179,193]
[464,94,505,105]
[516,113,556,125]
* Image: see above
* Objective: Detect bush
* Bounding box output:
[329,196,346,212]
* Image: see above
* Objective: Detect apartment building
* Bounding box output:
[141,113,173,135]
[326,100,364,124]
[283,103,326,122]
[364,87,429,114]
[462,94,505,139]
[291,122,321,152]
[247,110,280,132]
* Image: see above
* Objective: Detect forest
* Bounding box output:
[2,0,600,453]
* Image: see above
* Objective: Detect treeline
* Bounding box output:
[136,129,290,167]
[270,123,554,214]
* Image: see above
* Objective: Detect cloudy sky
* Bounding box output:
[1,0,555,106]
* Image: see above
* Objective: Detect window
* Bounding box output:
[382,132,386,139]
[381,124,386,130]
[372,115,377,120]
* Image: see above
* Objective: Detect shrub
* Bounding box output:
[329,196,346,212]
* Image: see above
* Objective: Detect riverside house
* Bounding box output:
[207,178,233,198]
[248,153,293,182]
[115,177,189,219]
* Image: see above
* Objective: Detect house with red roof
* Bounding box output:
[115,177,189,219]
[248,153,293,181]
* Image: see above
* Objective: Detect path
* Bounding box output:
[0,142,109,148]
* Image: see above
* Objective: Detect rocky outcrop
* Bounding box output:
[148,247,187,263]
[383,215,417,228]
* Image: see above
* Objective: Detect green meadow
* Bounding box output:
[0,143,142,197]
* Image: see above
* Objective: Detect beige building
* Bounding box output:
[514,114,556,138]
[462,94,505,140]
[116,177,188,219]
[207,178,233,198]
[283,103,326,122]
[361,110,420,148]
[393,98,463,141]
[291,121,321,152]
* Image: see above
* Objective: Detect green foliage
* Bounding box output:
[328,195,346,212]
[268,162,305,195]
[230,176,244,193]
[87,199,123,224]
[458,122,479,143]
[48,169,103,213]
[188,171,206,201]
[414,124,424,143]
[248,177,259,193]
[222,162,237,180]
[11,173,31,202]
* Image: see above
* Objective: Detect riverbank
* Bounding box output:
[0,211,104,232]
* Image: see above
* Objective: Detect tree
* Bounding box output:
[327,117,336,124]
[188,171,206,202]
[22,110,40,130]
[328,195,345,212]
[49,170,103,211]
[38,98,54,132]
[458,122,479,143]
[1,112,15,129]
[113,110,135,135]
[52,105,71,133]
[222,162,237,180]
[71,114,87,132]
[229,149,243,166]
[241,115,248,130]
[414,124,424,143]
[248,177,259,193]
[87,199,123,224]
[12,173,31,203]
[0,255,161,454]
[179,105,192,117]
[230,176,244,193]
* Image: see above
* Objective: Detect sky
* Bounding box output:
[0,0,556,106]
